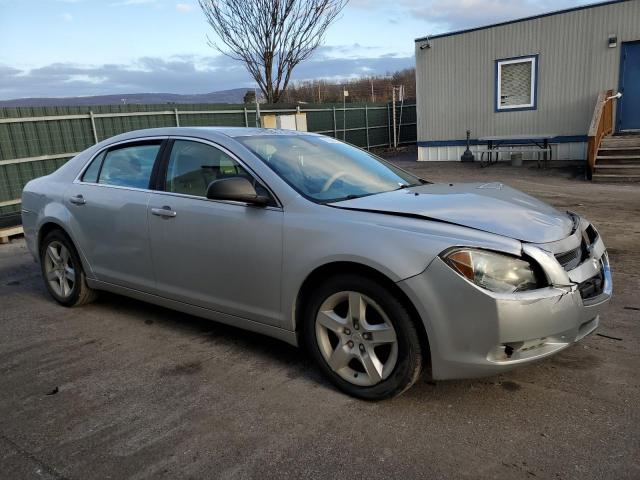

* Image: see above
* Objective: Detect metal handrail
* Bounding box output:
[587,89,620,179]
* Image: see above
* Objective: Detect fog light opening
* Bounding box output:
[503,338,548,359]
[504,344,514,358]
[502,342,524,359]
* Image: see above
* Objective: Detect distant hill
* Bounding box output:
[0,88,251,107]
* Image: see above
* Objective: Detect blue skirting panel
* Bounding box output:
[417,135,589,147]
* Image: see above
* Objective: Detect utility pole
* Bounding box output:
[343,87,348,141]
[391,86,397,148]
[370,79,375,103]
[254,87,261,127]
[397,85,405,147]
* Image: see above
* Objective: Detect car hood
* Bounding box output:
[331,182,574,243]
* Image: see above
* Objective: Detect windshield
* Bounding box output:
[237,135,424,202]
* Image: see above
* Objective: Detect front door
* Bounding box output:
[618,41,640,131]
[147,138,284,328]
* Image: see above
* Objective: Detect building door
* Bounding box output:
[618,41,640,131]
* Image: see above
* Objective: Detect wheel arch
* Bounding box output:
[37,220,79,252]
[294,261,431,363]
[37,220,94,278]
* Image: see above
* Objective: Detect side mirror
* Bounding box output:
[206,177,270,206]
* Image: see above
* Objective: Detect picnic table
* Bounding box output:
[476,134,557,168]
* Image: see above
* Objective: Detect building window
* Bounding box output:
[495,55,538,111]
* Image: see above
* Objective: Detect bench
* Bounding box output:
[472,147,553,168]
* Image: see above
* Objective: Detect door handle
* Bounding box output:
[151,206,177,218]
[69,194,86,205]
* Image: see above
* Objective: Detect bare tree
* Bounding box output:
[243,90,256,104]
[199,0,347,104]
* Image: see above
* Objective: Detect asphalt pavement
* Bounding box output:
[1,161,638,479]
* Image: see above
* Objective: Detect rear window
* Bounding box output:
[97,143,161,189]
[81,151,105,183]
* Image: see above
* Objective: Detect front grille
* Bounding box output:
[555,225,599,272]
[555,245,583,270]
[578,268,605,300]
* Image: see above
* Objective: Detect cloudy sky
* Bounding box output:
[0,0,596,99]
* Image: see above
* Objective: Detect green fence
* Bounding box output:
[0,102,416,221]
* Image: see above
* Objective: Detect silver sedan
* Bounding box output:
[21,127,612,399]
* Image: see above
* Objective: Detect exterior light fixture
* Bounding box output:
[608,35,617,48]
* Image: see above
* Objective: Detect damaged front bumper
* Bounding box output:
[398,220,612,380]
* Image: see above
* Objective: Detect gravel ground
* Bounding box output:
[0,160,638,479]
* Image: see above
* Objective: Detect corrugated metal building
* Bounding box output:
[414,0,640,161]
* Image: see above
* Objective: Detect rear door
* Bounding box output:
[67,139,165,291]
[618,41,640,131]
[146,138,284,328]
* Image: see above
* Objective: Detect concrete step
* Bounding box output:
[595,164,640,175]
[592,173,640,183]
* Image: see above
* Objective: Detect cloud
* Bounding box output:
[351,0,588,32]
[0,52,415,100]
[176,2,193,12]
[110,0,156,6]
[0,65,21,77]
[406,0,563,29]
[59,12,73,22]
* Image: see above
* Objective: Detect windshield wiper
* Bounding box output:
[345,193,367,200]
[324,192,376,203]
[395,180,426,191]
[394,184,415,191]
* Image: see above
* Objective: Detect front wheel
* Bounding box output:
[40,230,97,307]
[304,274,423,400]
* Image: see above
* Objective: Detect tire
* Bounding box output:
[303,274,423,400]
[39,229,97,307]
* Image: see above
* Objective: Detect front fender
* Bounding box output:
[280,205,523,332]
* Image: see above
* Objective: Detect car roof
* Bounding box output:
[104,127,318,144]
[193,127,314,138]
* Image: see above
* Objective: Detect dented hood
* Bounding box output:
[331,182,574,243]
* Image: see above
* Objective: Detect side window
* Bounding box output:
[98,143,161,189]
[165,140,254,197]
[81,151,105,183]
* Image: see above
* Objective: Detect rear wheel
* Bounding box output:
[40,230,97,307]
[304,274,423,400]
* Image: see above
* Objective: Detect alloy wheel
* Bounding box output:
[315,291,398,387]
[43,241,76,298]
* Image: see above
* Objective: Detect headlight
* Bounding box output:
[441,248,541,294]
